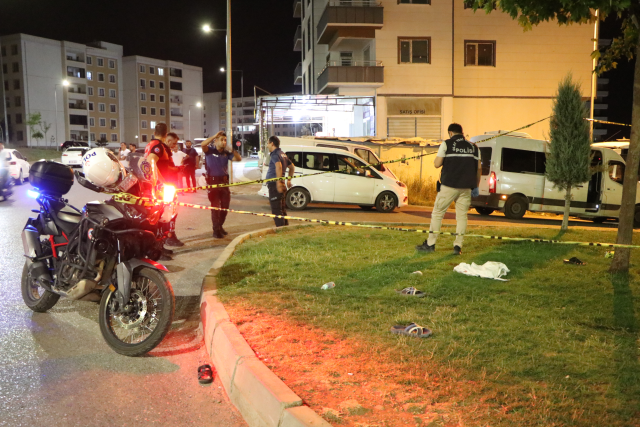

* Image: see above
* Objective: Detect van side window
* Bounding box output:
[303,153,333,171]
[501,148,545,174]
[355,148,386,171]
[608,161,625,184]
[287,151,302,168]
[479,147,492,175]
[336,154,374,177]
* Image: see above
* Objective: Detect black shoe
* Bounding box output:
[165,237,185,247]
[416,241,435,252]
[159,253,173,261]
[162,247,174,255]
[213,230,224,239]
[220,227,228,236]
[453,246,462,255]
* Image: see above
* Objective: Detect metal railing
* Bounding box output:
[294,62,303,85]
[293,0,302,17]
[66,56,84,63]
[294,25,302,51]
[68,103,87,110]
[317,62,384,92]
[321,60,382,72]
[317,2,383,43]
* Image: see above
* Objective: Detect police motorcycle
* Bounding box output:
[0,150,13,202]
[21,148,176,356]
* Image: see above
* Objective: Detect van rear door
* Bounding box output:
[300,152,336,202]
[499,147,545,210]
[601,156,625,217]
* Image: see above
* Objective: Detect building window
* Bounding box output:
[151,108,156,115]
[150,121,156,129]
[88,86,94,96]
[150,94,156,102]
[89,102,94,111]
[89,117,95,127]
[110,119,117,129]
[398,37,431,64]
[170,81,182,91]
[14,96,21,107]
[98,73,105,82]
[159,95,165,102]
[464,40,496,66]
[97,58,104,67]
[86,56,92,65]
[158,68,164,76]
[11,45,18,55]
[87,71,93,80]
[2,63,6,74]
[142,134,148,142]
[141,106,147,115]
[110,104,116,113]
[16,113,22,124]
[139,65,146,73]
[149,66,155,75]
[17,130,23,141]
[90,132,95,140]
[109,74,116,83]
[140,92,147,101]
[142,120,148,129]
[1,46,5,56]
[99,118,106,127]
[100,133,107,140]
[98,88,105,97]
[159,81,164,89]
[398,0,430,3]
[140,79,146,89]
[111,133,118,142]
[99,103,106,112]
[108,59,115,69]
[13,79,20,90]
[12,62,19,73]
[3,81,7,91]
[149,80,155,89]
[169,68,182,78]
[160,108,165,116]
[109,89,116,98]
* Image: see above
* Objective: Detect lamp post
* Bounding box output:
[188,102,202,141]
[220,68,244,157]
[54,79,69,149]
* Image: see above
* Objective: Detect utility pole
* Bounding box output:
[0,46,9,144]
[226,0,233,183]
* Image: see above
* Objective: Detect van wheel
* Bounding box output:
[475,207,494,215]
[286,188,310,210]
[359,205,374,211]
[504,195,528,219]
[634,207,640,228]
[592,217,607,224]
[375,191,397,213]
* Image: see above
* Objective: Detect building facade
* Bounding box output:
[202,92,256,140]
[0,34,124,147]
[294,0,596,141]
[123,56,203,145]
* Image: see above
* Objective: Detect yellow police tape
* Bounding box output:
[586,118,632,127]
[176,116,552,193]
[110,192,640,249]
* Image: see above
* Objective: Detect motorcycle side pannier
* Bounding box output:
[29,161,74,196]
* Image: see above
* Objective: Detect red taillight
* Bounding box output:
[489,172,496,194]
[9,161,16,165]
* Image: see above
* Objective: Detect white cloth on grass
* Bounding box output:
[453,261,510,281]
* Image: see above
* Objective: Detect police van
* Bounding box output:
[470,131,640,226]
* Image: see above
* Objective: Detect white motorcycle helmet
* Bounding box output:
[82,148,125,188]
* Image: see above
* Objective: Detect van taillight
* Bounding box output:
[489,172,496,194]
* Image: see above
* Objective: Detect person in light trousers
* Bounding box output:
[416,123,481,255]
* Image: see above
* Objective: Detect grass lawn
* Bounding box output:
[218,225,640,426]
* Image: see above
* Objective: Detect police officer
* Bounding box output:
[416,123,480,255]
[202,131,241,238]
[265,136,295,227]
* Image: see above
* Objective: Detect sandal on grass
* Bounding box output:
[563,257,586,266]
[390,323,432,338]
[198,364,214,384]
[395,287,426,298]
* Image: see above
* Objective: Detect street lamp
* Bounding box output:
[220,68,245,156]
[54,80,69,149]
[188,102,202,141]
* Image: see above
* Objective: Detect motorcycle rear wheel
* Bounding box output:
[99,267,174,357]
[21,261,60,312]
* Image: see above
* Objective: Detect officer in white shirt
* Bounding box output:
[118,142,130,169]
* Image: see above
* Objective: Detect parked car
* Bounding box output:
[2,148,30,185]
[470,131,640,225]
[265,146,407,212]
[249,151,259,159]
[61,146,88,168]
[60,140,89,151]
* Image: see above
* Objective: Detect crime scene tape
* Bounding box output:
[110,192,640,249]
[175,116,552,193]
[586,118,632,127]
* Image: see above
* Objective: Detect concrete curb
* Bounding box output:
[200,225,331,427]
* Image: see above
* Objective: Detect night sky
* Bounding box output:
[0,0,634,139]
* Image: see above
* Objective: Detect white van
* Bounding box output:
[470,132,640,226]
[265,145,407,212]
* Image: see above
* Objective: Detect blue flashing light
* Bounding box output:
[27,190,40,199]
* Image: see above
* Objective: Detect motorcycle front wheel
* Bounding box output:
[99,267,174,357]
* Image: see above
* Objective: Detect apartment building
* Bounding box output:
[293,0,596,140]
[123,56,203,145]
[0,34,124,146]
[202,92,256,139]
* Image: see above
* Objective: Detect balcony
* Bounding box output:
[170,96,183,104]
[66,66,86,79]
[294,62,303,85]
[317,61,384,94]
[68,102,87,110]
[66,55,84,63]
[170,108,183,117]
[170,122,184,130]
[293,0,302,18]
[294,25,302,51]
[317,1,383,45]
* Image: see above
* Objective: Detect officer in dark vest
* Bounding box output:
[416,123,480,255]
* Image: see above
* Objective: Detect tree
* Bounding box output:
[95,136,109,147]
[467,0,640,272]
[40,120,52,145]
[546,75,593,231]
[26,112,44,146]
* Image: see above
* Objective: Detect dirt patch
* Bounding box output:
[225,301,514,427]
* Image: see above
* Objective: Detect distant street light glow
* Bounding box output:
[196,102,202,108]
[220,67,225,72]
[202,24,211,33]
[62,80,69,86]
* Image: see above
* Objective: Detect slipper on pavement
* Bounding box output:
[390,323,432,338]
[197,364,214,384]
[563,257,586,266]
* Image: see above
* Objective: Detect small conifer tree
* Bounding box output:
[546,74,592,231]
